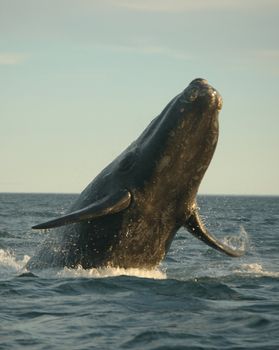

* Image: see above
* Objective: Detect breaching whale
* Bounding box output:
[28,78,244,270]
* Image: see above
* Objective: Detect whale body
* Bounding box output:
[27,78,244,270]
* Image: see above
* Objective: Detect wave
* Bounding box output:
[1,245,277,281]
[0,249,30,278]
[0,248,166,280]
[57,265,167,280]
[234,263,279,277]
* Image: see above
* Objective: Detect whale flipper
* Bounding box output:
[32,189,131,230]
[184,208,245,257]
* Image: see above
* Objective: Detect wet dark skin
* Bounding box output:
[28,79,244,270]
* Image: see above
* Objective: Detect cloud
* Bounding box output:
[114,0,279,13]
[116,44,192,60]
[253,49,279,75]
[256,49,279,60]
[0,53,28,65]
[218,48,279,76]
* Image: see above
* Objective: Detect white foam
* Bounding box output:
[0,249,30,277]
[0,248,166,280]
[234,263,279,277]
[57,265,167,280]
[222,225,249,253]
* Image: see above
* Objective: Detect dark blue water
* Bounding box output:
[0,193,278,349]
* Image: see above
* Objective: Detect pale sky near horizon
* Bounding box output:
[1,0,279,195]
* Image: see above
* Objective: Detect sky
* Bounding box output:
[1,0,278,195]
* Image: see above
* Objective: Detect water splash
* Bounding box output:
[222,225,249,253]
[57,265,167,280]
[234,263,279,277]
[0,249,30,278]
[0,249,166,280]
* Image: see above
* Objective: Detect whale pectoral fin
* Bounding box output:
[32,189,132,230]
[184,209,245,257]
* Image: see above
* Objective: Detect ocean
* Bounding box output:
[0,193,278,349]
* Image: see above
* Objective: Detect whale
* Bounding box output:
[27,78,244,270]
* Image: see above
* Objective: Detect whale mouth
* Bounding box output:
[183,78,223,111]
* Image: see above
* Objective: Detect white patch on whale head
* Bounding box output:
[156,155,171,173]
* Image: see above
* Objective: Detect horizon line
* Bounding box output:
[0,191,278,197]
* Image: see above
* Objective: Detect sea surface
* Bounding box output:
[0,193,278,349]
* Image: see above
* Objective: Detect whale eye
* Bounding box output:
[118,150,137,172]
